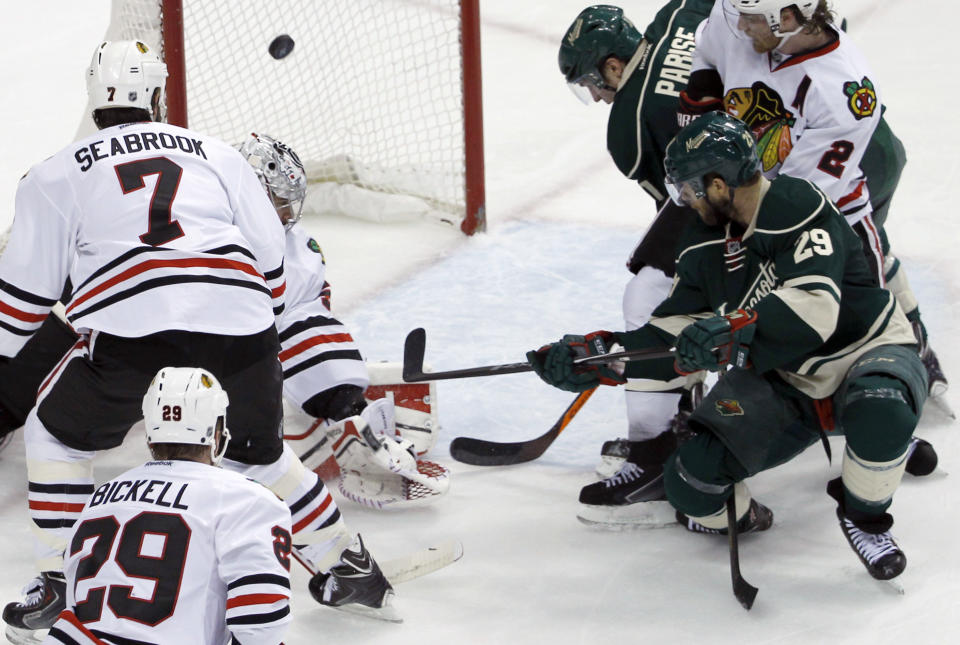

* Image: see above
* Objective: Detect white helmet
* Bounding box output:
[142,367,231,465]
[239,132,308,229]
[729,0,820,37]
[86,40,168,114]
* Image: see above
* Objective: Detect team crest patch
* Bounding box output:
[715,399,745,417]
[307,238,325,261]
[843,77,877,120]
[724,82,795,172]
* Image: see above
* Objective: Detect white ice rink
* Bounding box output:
[1,1,958,643]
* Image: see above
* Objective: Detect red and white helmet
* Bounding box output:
[142,367,231,465]
[729,0,820,37]
[86,40,168,113]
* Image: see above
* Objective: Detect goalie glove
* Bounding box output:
[675,309,758,374]
[526,331,627,393]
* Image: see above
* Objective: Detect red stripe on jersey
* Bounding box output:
[836,180,866,208]
[771,38,841,71]
[292,492,334,534]
[0,300,47,323]
[38,337,87,396]
[860,215,886,287]
[65,257,266,314]
[278,333,354,362]
[272,281,287,298]
[226,593,289,609]
[57,609,108,644]
[29,500,87,512]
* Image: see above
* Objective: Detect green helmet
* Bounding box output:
[663,112,762,205]
[558,5,643,86]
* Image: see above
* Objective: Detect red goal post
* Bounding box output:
[102,0,486,234]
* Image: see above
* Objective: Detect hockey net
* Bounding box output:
[84,0,486,234]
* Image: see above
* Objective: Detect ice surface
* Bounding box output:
[0,1,958,643]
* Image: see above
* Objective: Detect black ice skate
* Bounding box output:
[836,510,906,580]
[676,498,774,536]
[913,320,948,398]
[905,437,938,477]
[308,534,399,622]
[3,571,66,645]
[578,432,677,529]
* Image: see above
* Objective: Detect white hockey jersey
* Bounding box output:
[0,121,286,358]
[48,460,292,645]
[693,1,882,225]
[278,224,368,410]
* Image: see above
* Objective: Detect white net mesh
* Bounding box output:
[104,0,468,226]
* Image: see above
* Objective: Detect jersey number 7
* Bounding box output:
[115,157,186,246]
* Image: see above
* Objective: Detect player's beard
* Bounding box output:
[751,31,781,53]
[696,194,734,228]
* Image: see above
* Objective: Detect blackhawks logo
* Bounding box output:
[843,77,877,120]
[715,399,745,417]
[724,81,795,173]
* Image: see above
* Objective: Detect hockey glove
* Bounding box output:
[527,331,627,393]
[675,309,758,373]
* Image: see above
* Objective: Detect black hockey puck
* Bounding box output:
[268,34,295,60]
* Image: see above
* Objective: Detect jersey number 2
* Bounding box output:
[70,511,191,625]
[115,157,186,246]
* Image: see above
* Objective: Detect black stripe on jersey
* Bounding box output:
[282,349,363,379]
[33,518,76,529]
[288,479,328,515]
[68,275,273,322]
[273,303,285,316]
[0,319,36,336]
[840,202,867,216]
[70,245,261,295]
[28,482,96,494]
[319,507,342,529]
[90,629,158,645]
[264,263,284,281]
[0,280,58,307]
[44,627,80,645]
[278,315,343,342]
[227,573,291,590]
[226,605,290,626]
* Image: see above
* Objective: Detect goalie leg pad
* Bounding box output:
[365,361,440,456]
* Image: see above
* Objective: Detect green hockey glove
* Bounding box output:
[675,309,758,373]
[527,331,627,392]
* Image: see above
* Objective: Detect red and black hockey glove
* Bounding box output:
[527,331,627,393]
[675,309,758,374]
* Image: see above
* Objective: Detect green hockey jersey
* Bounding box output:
[606,0,715,201]
[617,175,916,399]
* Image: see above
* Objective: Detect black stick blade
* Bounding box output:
[403,328,428,382]
[449,435,550,466]
[727,498,758,610]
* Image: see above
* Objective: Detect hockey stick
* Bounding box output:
[291,539,463,584]
[449,388,596,466]
[727,497,758,610]
[402,327,674,383]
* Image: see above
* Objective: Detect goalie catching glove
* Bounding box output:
[527,331,627,392]
[675,309,758,373]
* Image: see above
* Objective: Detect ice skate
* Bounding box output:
[2,571,66,645]
[836,509,906,580]
[676,498,773,536]
[308,534,400,623]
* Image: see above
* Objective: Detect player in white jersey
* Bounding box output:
[1,41,396,642]
[41,367,292,645]
[682,0,948,395]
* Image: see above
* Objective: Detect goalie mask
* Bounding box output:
[239,132,307,229]
[142,367,231,466]
[558,5,642,103]
[86,40,168,117]
[663,112,761,206]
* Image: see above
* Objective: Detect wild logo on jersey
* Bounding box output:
[724,81,795,173]
[843,76,877,120]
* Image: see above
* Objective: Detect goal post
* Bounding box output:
[96,0,486,234]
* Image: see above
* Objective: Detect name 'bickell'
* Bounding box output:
[89,477,190,510]
[75,127,208,172]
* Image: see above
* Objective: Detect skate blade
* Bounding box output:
[577,500,676,530]
[4,626,47,645]
[329,590,403,623]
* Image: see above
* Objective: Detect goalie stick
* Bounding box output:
[292,538,463,584]
[449,388,596,466]
[402,327,674,382]
[727,497,758,610]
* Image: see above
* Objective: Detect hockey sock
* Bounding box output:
[663,430,749,520]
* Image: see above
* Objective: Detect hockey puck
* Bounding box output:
[268,34,295,60]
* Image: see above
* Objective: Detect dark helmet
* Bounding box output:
[663,112,762,204]
[558,5,643,85]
